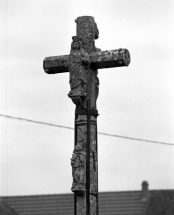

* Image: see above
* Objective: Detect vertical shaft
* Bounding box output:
[71,16,99,215]
[73,107,98,215]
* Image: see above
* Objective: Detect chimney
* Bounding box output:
[141,181,149,201]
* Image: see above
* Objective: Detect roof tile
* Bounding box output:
[2,190,174,215]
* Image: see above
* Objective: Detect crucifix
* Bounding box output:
[43,16,130,215]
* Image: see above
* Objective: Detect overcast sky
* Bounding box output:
[0,0,174,196]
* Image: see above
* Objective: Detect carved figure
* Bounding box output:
[71,144,86,193]
[68,36,90,105]
[77,126,85,142]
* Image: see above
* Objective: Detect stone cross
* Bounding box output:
[43,16,130,215]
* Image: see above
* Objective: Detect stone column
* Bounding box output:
[71,113,98,215]
[70,16,99,215]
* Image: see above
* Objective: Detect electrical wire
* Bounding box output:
[0,113,174,146]
[0,114,74,130]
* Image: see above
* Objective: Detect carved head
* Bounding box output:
[74,144,83,152]
[71,36,83,50]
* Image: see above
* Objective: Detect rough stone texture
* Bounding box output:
[43,55,69,74]
[76,195,86,215]
[69,16,99,215]
[71,123,86,194]
[43,49,130,74]
[43,15,130,215]
[72,113,98,215]
[67,35,91,106]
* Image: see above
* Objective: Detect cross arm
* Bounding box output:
[43,48,130,74]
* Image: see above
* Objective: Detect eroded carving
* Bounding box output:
[77,125,86,142]
[43,14,130,215]
[68,36,90,106]
[67,17,101,109]
[71,144,86,193]
[70,16,99,215]
[90,195,97,215]
[69,36,90,95]
[90,125,97,194]
[71,124,87,193]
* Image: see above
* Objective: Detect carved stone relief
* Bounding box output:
[90,124,97,195]
[68,36,90,106]
[70,16,99,215]
[71,124,86,194]
[71,148,86,193]
[68,17,101,108]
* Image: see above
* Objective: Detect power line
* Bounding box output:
[0,114,74,130]
[0,113,174,146]
[98,132,174,146]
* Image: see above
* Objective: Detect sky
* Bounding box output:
[0,0,174,196]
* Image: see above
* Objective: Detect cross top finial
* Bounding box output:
[75,16,99,42]
[75,16,95,24]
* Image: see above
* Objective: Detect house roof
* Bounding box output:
[145,190,174,215]
[1,189,174,215]
[0,198,19,215]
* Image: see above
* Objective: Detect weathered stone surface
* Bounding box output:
[43,55,69,74]
[71,124,86,194]
[90,48,130,68]
[43,15,130,215]
[76,195,86,215]
[67,36,90,105]
[73,114,98,215]
[43,49,130,74]
[68,16,100,109]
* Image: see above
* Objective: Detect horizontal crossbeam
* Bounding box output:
[43,49,130,74]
